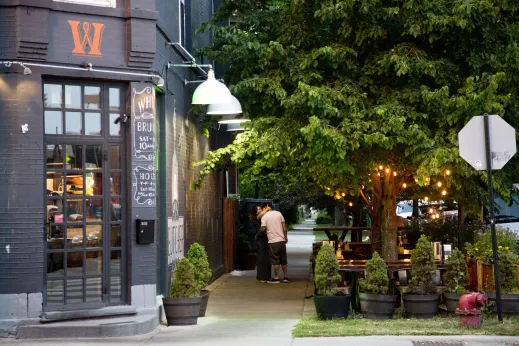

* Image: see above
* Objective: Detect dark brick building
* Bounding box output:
[0,0,232,337]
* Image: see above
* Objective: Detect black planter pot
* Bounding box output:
[162,297,202,326]
[359,293,398,319]
[443,292,462,313]
[402,293,440,319]
[488,293,519,316]
[314,295,351,320]
[199,290,210,317]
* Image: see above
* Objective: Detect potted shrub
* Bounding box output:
[358,252,398,319]
[314,243,351,319]
[187,242,212,317]
[402,234,440,318]
[162,258,202,326]
[486,249,519,316]
[442,247,468,312]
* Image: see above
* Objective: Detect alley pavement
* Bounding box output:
[3,219,519,345]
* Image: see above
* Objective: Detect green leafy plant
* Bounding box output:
[484,249,519,294]
[358,252,389,295]
[169,258,199,298]
[187,242,212,291]
[314,243,341,296]
[408,235,437,295]
[315,209,333,225]
[465,227,519,264]
[442,247,468,294]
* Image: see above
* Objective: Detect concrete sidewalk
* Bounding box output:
[3,220,519,345]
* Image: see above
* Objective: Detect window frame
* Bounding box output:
[53,0,116,8]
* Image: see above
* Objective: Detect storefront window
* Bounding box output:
[53,0,116,8]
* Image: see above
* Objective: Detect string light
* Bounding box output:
[393,171,397,176]
[446,170,451,175]
[379,165,383,170]
[385,168,390,173]
[403,183,407,188]
[415,178,418,183]
[425,177,430,182]
[437,182,442,187]
[348,202,353,207]
[442,190,447,196]
[424,196,429,201]
[341,192,346,197]
[377,172,381,176]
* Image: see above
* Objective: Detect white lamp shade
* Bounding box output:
[227,123,247,131]
[218,114,251,124]
[192,69,232,105]
[206,95,243,115]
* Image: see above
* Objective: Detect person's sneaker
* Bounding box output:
[283,277,290,283]
[267,278,280,284]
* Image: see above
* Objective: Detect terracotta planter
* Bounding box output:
[162,296,201,326]
[402,293,440,319]
[359,293,398,319]
[314,295,351,320]
[443,292,462,313]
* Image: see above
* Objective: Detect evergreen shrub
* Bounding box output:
[169,258,199,298]
[359,252,389,295]
[314,243,341,296]
[187,242,212,291]
[442,247,468,294]
[408,235,437,295]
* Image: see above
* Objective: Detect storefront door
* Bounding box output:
[43,81,126,309]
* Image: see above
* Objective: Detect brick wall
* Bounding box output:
[0,74,44,294]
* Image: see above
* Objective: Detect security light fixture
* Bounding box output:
[2,61,32,75]
[153,76,165,87]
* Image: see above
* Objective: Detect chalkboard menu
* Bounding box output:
[132,165,156,205]
[131,85,156,207]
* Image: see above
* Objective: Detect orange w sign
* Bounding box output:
[67,20,105,57]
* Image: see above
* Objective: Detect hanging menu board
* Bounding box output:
[131,85,156,207]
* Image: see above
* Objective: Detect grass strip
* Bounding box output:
[293,315,519,337]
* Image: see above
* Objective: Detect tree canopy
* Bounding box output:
[194,0,519,259]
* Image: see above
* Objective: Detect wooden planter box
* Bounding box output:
[469,261,519,291]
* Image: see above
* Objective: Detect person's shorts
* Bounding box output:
[268,241,287,265]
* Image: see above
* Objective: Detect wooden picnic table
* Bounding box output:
[312,226,371,242]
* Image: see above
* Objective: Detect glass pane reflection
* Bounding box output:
[85,113,101,136]
[46,280,64,305]
[84,86,101,109]
[65,85,81,108]
[111,250,121,274]
[45,111,63,135]
[110,225,122,247]
[66,279,83,304]
[86,199,103,222]
[46,144,64,169]
[110,114,121,136]
[110,199,121,221]
[110,276,121,302]
[66,145,83,170]
[86,224,102,248]
[44,84,62,108]
[67,252,84,277]
[109,88,120,111]
[47,253,64,277]
[110,172,121,196]
[85,146,103,169]
[85,172,103,196]
[86,278,102,302]
[86,251,102,275]
[65,112,82,135]
[46,172,64,196]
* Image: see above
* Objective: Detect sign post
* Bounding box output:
[458,114,517,323]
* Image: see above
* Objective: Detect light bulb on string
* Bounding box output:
[341,192,346,197]
[446,170,451,176]
[403,183,407,188]
[393,171,397,176]
[442,190,447,196]
[437,182,442,187]
[385,168,390,174]
[348,202,353,207]
[379,165,383,170]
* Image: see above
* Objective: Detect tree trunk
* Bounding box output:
[370,168,399,261]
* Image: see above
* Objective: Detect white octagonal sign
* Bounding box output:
[458,115,516,170]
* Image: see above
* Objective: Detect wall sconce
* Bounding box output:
[2,61,32,75]
[227,123,248,131]
[207,95,242,115]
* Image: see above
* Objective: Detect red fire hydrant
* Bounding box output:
[455,292,488,328]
